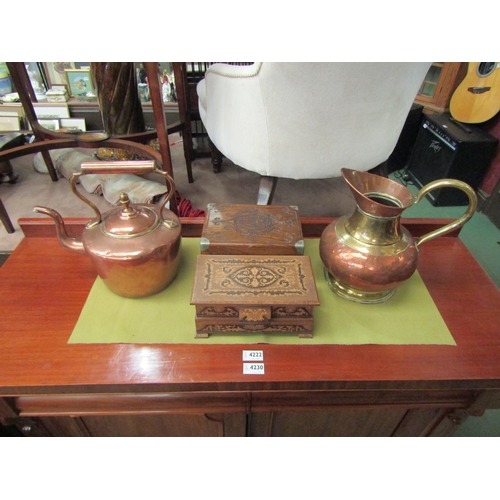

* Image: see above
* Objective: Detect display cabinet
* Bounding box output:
[1,62,182,133]
[415,62,468,113]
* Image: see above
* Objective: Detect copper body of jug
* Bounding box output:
[319,168,477,303]
[34,160,182,298]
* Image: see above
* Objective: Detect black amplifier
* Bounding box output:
[406,113,498,206]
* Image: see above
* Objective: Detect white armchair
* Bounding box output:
[197,62,431,204]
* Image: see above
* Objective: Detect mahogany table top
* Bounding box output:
[1,217,499,396]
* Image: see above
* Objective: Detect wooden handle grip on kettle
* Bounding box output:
[71,160,176,227]
[80,160,156,175]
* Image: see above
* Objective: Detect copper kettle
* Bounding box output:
[34,160,182,298]
[319,168,477,303]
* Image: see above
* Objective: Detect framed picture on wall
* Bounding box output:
[43,62,75,86]
[0,115,21,132]
[25,62,49,93]
[74,62,91,69]
[60,117,86,131]
[33,103,70,119]
[38,119,60,131]
[65,69,95,97]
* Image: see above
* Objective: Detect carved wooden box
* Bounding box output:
[191,255,320,338]
[200,203,304,255]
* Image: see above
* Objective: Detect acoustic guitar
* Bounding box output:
[450,62,500,123]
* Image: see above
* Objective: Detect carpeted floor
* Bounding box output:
[0,132,358,253]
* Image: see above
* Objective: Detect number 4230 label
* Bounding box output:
[243,363,265,375]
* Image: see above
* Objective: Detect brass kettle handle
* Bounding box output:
[70,160,176,227]
[415,178,477,247]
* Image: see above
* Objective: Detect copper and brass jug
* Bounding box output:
[34,160,181,298]
[319,168,477,303]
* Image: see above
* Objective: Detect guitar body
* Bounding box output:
[450,62,500,123]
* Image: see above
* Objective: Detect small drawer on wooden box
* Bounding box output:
[191,255,320,338]
[200,203,304,255]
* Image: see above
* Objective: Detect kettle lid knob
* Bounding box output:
[119,193,133,213]
[118,193,140,219]
[102,193,159,237]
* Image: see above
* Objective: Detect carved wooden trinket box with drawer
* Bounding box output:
[191,255,320,338]
[200,203,304,255]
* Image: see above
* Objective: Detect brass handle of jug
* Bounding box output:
[70,160,176,227]
[415,178,477,247]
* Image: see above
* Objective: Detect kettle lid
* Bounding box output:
[102,193,159,238]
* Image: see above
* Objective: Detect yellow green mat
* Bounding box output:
[68,238,456,345]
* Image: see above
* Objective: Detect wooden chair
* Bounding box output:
[0,133,24,233]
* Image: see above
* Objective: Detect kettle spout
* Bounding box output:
[33,206,85,254]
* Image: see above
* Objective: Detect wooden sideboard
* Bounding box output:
[1,217,499,437]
